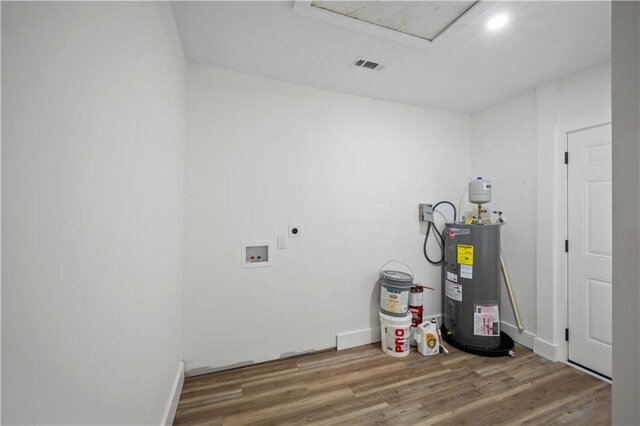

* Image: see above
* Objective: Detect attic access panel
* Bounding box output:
[309,1,479,42]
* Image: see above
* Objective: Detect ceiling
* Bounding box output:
[171,1,610,113]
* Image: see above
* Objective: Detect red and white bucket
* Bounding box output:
[379,311,412,357]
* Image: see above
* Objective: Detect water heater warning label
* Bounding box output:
[460,265,473,279]
[474,304,500,336]
[445,280,462,302]
[457,244,474,265]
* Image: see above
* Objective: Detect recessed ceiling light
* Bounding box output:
[487,14,508,30]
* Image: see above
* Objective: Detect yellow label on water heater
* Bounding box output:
[457,244,474,265]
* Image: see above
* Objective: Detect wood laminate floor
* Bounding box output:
[174,342,611,425]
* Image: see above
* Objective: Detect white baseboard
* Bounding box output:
[161,360,185,426]
[500,320,536,349]
[336,327,381,350]
[533,337,560,361]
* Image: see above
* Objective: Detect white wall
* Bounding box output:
[611,2,640,423]
[183,64,470,373]
[556,62,612,124]
[2,3,186,424]
[470,90,538,346]
[535,62,611,359]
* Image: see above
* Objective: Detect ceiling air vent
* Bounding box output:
[353,57,384,71]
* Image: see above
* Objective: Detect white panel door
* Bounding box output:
[567,123,612,378]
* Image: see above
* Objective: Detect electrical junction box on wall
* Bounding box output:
[419,204,434,222]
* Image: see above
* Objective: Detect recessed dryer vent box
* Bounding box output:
[241,241,273,268]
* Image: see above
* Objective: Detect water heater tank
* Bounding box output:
[468,177,492,204]
[442,223,502,350]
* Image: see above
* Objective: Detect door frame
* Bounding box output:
[552,113,611,368]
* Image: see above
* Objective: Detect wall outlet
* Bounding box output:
[288,226,301,238]
[277,235,287,249]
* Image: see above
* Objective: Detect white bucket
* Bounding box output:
[379,311,412,358]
